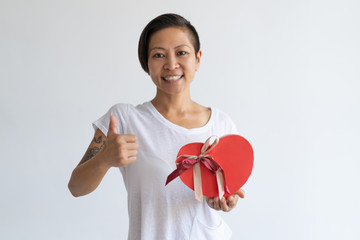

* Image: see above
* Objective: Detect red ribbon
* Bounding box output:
[165,136,231,202]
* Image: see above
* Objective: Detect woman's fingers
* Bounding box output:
[236,189,245,199]
[226,195,237,209]
[213,197,221,210]
[127,142,139,150]
[220,197,230,212]
[127,150,138,157]
[206,197,213,208]
[207,189,246,212]
[122,134,138,143]
[207,196,228,211]
[207,197,221,210]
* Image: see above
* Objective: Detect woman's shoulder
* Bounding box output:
[109,103,133,112]
[108,102,155,117]
[209,106,238,133]
[208,106,232,121]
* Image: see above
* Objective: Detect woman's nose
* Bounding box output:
[164,55,179,70]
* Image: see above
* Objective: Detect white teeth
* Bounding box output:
[163,75,182,81]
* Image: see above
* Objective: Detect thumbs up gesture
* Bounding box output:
[101,115,138,168]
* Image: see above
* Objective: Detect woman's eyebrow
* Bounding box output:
[149,46,165,52]
[175,44,191,49]
[149,44,191,52]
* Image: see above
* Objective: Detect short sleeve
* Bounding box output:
[92,103,130,136]
[227,116,239,135]
[213,107,239,135]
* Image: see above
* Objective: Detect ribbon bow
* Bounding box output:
[165,136,230,202]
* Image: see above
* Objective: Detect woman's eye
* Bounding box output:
[153,53,164,58]
[177,51,187,56]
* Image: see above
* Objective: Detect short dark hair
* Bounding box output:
[138,13,200,73]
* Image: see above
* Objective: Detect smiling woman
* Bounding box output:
[147,27,201,96]
[68,13,245,240]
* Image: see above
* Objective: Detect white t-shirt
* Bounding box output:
[93,102,238,240]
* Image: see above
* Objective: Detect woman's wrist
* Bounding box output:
[91,149,112,171]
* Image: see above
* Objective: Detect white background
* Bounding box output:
[1,0,359,239]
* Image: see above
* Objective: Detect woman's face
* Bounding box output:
[147,27,202,96]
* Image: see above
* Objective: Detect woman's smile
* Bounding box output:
[162,75,184,81]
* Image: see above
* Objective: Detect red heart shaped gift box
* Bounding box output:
[166,134,254,199]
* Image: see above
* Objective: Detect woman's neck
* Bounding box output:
[151,90,195,114]
[150,88,211,129]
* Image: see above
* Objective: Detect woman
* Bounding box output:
[68,13,245,240]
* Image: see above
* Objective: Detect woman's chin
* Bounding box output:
[157,85,189,96]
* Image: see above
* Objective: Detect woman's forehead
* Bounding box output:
[148,27,193,49]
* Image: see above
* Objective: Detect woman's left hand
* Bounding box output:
[205,189,245,212]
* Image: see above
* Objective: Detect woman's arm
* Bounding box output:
[68,115,138,197]
[68,129,110,197]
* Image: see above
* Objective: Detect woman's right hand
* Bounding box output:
[101,115,138,168]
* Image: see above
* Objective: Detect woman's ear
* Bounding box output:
[195,50,202,71]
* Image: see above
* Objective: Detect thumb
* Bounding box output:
[108,115,118,135]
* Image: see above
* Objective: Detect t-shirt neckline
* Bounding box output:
[144,101,214,134]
